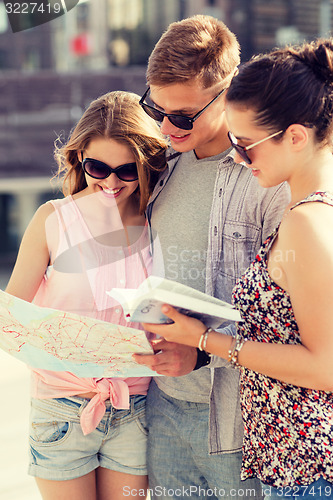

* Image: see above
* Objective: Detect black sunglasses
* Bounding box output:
[81,156,138,182]
[227,130,284,165]
[139,87,226,130]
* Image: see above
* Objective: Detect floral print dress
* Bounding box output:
[232,191,333,487]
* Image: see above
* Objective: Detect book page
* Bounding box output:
[107,276,242,325]
[145,276,235,308]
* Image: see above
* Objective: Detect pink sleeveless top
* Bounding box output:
[31,196,152,435]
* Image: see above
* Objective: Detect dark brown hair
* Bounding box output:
[55,91,167,213]
[226,39,333,146]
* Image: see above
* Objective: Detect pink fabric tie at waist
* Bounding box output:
[80,378,130,435]
[30,369,150,436]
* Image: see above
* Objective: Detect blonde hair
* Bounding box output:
[147,15,240,89]
[55,91,167,213]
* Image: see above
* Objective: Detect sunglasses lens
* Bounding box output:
[83,159,110,179]
[238,149,252,165]
[116,163,138,182]
[141,104,164,123]
[228,132,252,165]
[236,147,252,165]
[168,116,193,130]
[141,103,193,130]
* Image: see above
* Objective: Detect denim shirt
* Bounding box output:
[146,147,291,454]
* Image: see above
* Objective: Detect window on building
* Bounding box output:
[23,47,41,70]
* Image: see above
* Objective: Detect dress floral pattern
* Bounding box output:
[232,191,333,487]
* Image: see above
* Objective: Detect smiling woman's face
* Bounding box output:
[83,137,139,208]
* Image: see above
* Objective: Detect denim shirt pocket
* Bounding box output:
[216,221,261,303]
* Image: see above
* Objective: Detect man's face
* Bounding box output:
[149,81,227,159]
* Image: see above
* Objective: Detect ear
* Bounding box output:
[286,124,309,151]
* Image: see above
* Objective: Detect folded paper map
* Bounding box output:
[107,276,242,327]
[0,290,156,377]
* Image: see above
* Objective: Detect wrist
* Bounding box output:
[227,333,247,368]
[201,328,236,362]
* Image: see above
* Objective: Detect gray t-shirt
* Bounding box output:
[151,149,227,403]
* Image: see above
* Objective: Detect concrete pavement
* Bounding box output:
[0,266,41,499]
[0,350,41,500]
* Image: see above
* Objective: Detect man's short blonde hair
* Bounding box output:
[147,15,240,89]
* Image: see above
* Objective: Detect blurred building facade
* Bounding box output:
[0,0,332,265]
[1,0,332,72]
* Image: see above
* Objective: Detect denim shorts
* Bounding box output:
[28,394,148,480]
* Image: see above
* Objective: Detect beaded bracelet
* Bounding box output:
[198,327,214,351]
[228,334,247,368]
[227,336,237,362]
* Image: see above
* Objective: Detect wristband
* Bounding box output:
[193,348,211,370]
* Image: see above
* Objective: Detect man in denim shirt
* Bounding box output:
[134,15,290,500]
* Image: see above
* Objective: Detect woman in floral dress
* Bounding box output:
[142,39,333,499]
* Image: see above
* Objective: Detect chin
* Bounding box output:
[259,179,280,189]
[170,143,192,154]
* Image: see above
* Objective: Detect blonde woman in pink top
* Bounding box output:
[6,91,167,500]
